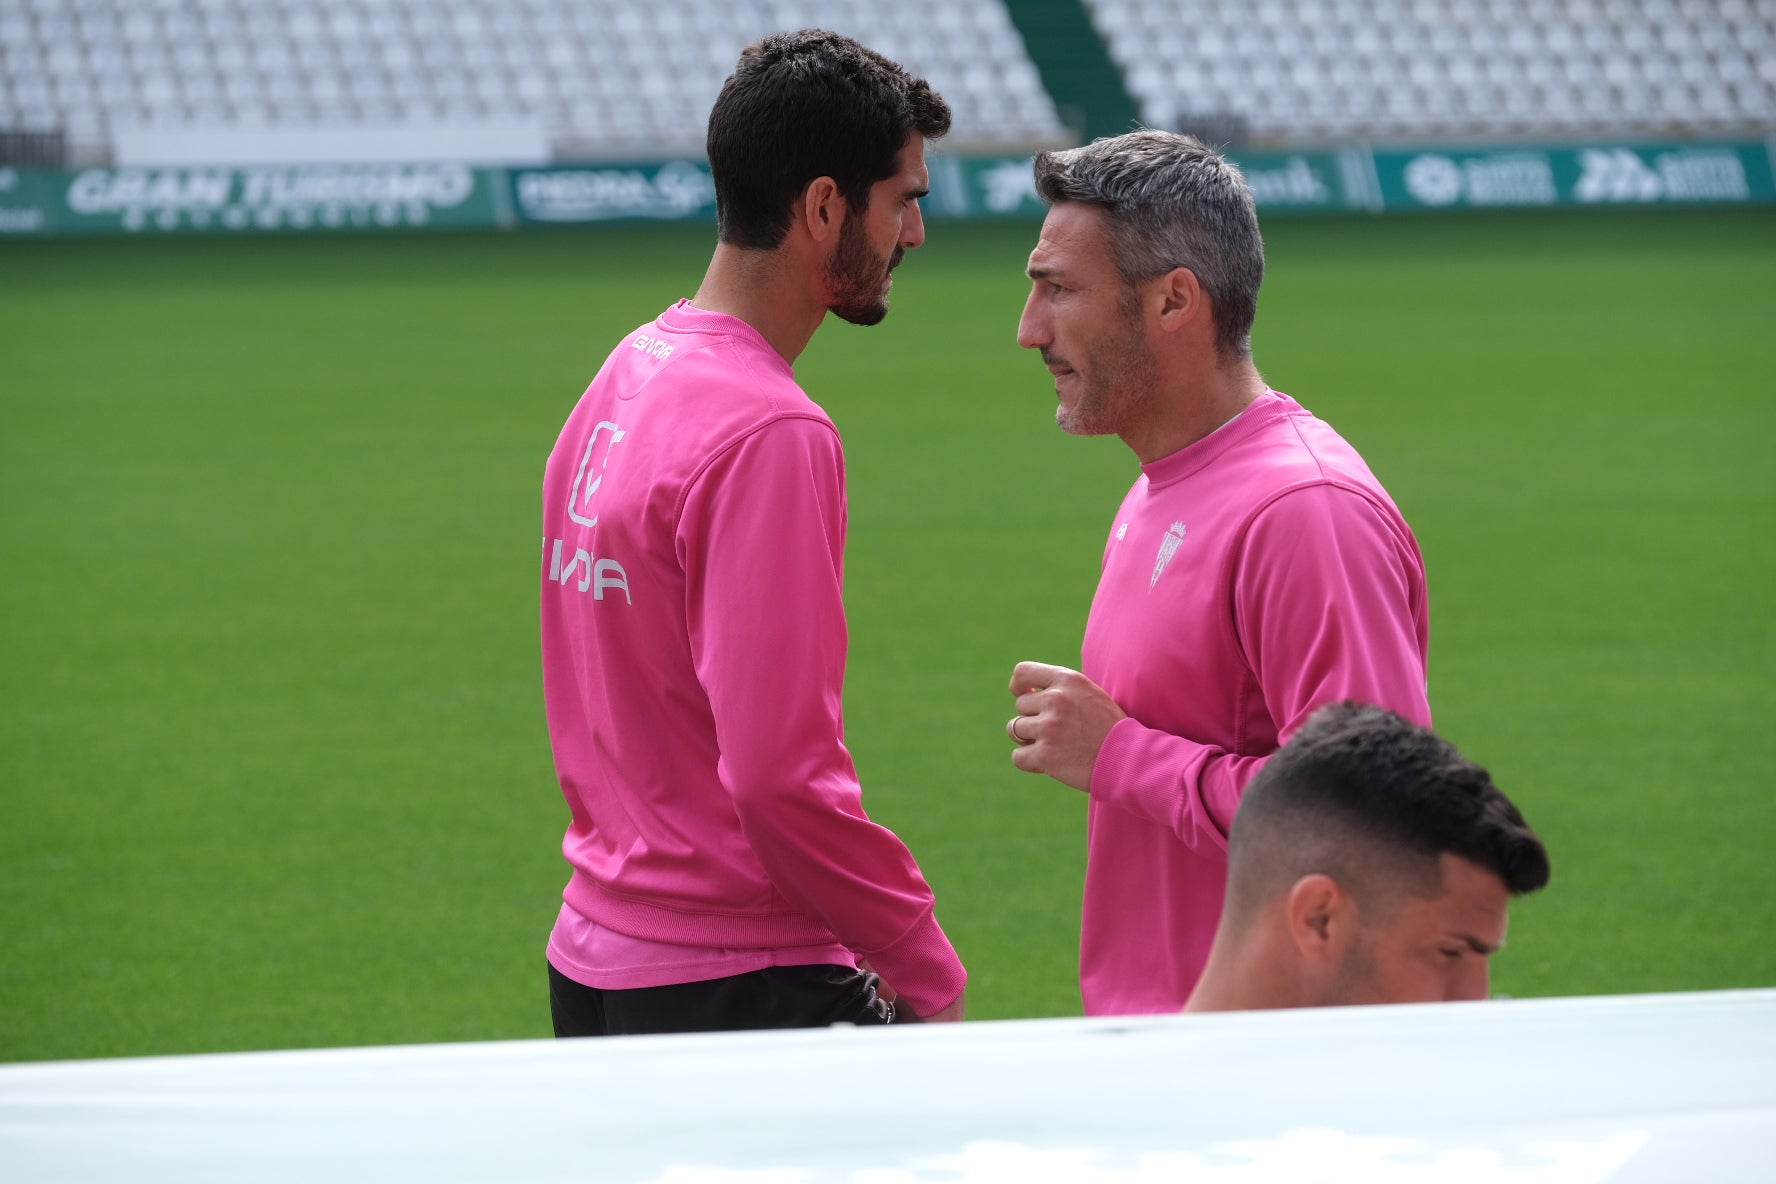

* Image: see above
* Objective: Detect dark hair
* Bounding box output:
[706,29,951,250]
[1231,702,1550,910]
[1033,130,1263,360]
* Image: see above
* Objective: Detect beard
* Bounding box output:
[1050,296,1160,437]
[826,212,902,327]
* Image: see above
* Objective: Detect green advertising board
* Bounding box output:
[0,163,508,236]
[500,143,1776,226]
[1229,150,1376,213]
[1369,141,1776,211]
[935,141,1775,216]
[6,141,1772,237]
[507,151,1371,225]
[508,161,716,224]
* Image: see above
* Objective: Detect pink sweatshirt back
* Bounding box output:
[1080,391,1430,1014]
[539,301,964,1016]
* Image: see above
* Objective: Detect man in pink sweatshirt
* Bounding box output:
[541,31,965,1035]
[1007,131,1432,1015]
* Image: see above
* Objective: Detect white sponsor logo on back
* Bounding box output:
[568,420,626,528]
[553,418,632,602]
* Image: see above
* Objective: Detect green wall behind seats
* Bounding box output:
[1003,0,1141,143]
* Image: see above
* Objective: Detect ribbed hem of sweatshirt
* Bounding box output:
[564,874,842,951]
[564,877,966,1018]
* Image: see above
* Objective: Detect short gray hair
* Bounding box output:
[1033,130,1264,359]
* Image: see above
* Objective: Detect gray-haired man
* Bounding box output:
[1004,131,1433,1014]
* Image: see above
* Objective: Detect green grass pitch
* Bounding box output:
[2,206,1772,1061]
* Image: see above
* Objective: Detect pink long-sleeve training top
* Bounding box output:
[539,300,965,1017]
[1079,390,1431,1015]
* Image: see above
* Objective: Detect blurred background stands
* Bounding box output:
[0,0,1065,167]
[2,0,1773,168]
[1087,0,1776,148]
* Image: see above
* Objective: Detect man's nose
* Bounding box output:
[1015,290,1047,351]
[901,200,926,249]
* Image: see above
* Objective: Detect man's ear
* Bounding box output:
[1286,873,1355,961]
[1154,266,1207,334]
[799,176,845,245]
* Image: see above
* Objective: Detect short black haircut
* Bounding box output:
[1229,702,1550,918]
[706,29,951,250]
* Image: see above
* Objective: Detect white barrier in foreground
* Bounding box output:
[3,990,1772,1183]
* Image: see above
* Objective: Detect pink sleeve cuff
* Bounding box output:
[1090,716,1248,851]
[859,909,967,1018]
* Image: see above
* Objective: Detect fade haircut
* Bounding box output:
[706,29,951,250]
[1032,130,1264,359]
[1225,702,1550,925]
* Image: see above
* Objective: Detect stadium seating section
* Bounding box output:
[1089,0,1776,145]
[1,0,1772,166]
[0,0,1065,164]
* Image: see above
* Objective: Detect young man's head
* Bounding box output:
[1188,701,1551,1013]
[705,30,950,325]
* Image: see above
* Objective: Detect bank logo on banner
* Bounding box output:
[1575,147,1751,204]
[1402,153,1557,208]
[0,166,47,233]
[62,164,477,232]
[978,159,1040,214]
[514,161,713,223]
[1402,155,1464,207]
[1241,156,1334,208]
[1575,149,1664,202]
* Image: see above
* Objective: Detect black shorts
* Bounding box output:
[547,960,895,1037]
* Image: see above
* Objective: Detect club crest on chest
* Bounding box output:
[1150,521,1188,591]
